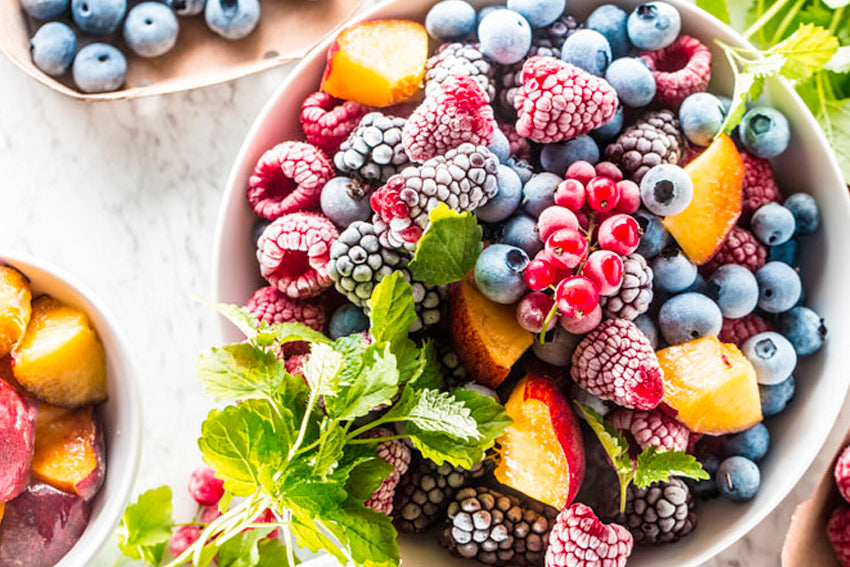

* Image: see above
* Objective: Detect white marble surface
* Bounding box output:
[1,26,849,567]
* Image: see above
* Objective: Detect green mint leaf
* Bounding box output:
[634,447,710,488]
[117,486,174,565]
[345,453,395,502]
[408,203,483,286]
[311,423,347,479]
[321,496,400,567]
[368,272,416,344]
[769,23,839,83]
[697,0,730,24]
[746,53,786,78]
[256,538,297,567]
[325,343,400,421]
[393,337,424,385]
[196,343,287,403]
[407,389,479,440]
[209,303,266,340]
[217,527,277,567]
[302,342,344,397]
[407,340,444,390]
[575,402,635,512]
[280,478,349,518]
[272,321,332,347]
[826,46,850,74]
[291,519,349,566]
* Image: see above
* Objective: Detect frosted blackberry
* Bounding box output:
[438,342,470,388]
[425,42,497,102]
[605,110,684,182]
[622,478,696,546]
[334,112,412,186]
[600,253,654,320]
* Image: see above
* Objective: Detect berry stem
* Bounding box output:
[539,302,561,345]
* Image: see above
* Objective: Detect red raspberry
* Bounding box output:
[402,76,495,163]
[300,91,370,155]
[499,122,532,160]
[198,505,222,524]
[187,466,224,506]
[740,150,783,225]
[836,446,850,505]
[362,428,412,516]
[546,503,633,567]
[640,36,712,111]
[608,408,690,452]
[702,226,767,275]
[284,353,309,376]
[169,525,201,559]
[829,506,850,567]
[515,57,618,144]
[246,286,325,330]
[719,313,772,347]
[247,141,333,220]
[571,319,664,410]
[257,212,338,298]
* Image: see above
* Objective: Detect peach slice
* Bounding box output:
[0,502,4,525]
[449,280,533,389]
[321,20,428,107]
[657,336,762,435]
[663,133,744,265]
[12,296,107,408]
[0,266,31,359]
[495,374,585,509]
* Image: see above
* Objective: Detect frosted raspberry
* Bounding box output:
[247,141,334,220]
[499,122,532,160]
[608,408,690,452]
[719,313,771,347]
[300,91,370,155]
[546,503,633,567]
[246,286,325,330]
[285,353,309,376]
[256,212,338,298]
[829,507,850,567]
[740,151,783,225]
[362,428,412,515]
[515,56,619,144]
[640,36,712,111]
[402,76,495,163]
[836,446,850,505]
[571,319,665,410]
[702,226,767,275]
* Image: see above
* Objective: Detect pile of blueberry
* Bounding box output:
[23,0,261,94]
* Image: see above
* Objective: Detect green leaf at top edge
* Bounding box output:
[408,203,484,286]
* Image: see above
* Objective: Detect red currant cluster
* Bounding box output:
[517,161,642,337]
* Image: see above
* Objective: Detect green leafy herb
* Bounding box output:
[196,343,287,404]
[117,486,174,565]
[697,0,731,24]
[634,447,710,488]
[368,271,415,344]
[408,203,483,286]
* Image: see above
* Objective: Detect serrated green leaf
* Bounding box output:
[196,343,288,403]
[272,322,333,347]
[345,456,394,502]
[255,539,297,567]
[302,342,344,397]
[393,337,423,386]
[321,496,400,567]
[634,447,710,488]
[368,272,416,344]
[697,0,730,24]
[407,340,444,390]
[217,527,277,567]
[311,424,347,479]
[117,486,174,565]
[209,303,266,340]
[769,23,839,83]
[291,518,349,566]
[325,343,399,421]
[408,203,484,286]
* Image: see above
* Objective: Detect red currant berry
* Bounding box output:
[524,259,555,291]
[565,161,596,185]
[594,161,623,182]
[545,228,588,270]
[198,505,223,524]
[169,525,201,559]
[555,276,600,318]
[554,179,586,211]
[536,206,579,242]
[516,292,557,333]
[581,250,624,296]
[614,180,641,214]
[559,304,603,334]
[534,249,572,282]
[597,214,641,255]
[188,466,225,506]
[585,177,621,212]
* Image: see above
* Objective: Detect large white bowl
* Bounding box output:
[213,1,850,565]
[0,252,142,567]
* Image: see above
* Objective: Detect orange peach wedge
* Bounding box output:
[0,266,31,359]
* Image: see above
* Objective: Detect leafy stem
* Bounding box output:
[744,0,795,40]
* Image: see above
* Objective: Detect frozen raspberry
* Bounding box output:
[257,212,338,298]
[608,408,690,452]
[515,56,619,144]
[247,141,334,220]
[300,91,370,155]
[571,319,664,410]
[836,446,850,505]
[829,507,850,567]
[546,503,633,567]
[284,353,309,376]
[702,226,767,275]
[499,122,532,161]
[246,286,326,330]
[640,36,712,111]
[169,525,201,559]
[362,428,412,515]
[187,466,224,506]
[402,76,495,163]
[718,313,772,347]
[740,151,783,225]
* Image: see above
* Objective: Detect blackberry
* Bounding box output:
[439,342,470,388]
[439,486,557,565]
[600,253,654,320]
[605,110,684,182]
[334,112,412,186]
[622,478,696,545]
[425,42,497,102]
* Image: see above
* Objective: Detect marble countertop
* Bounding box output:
[1,25,849,567]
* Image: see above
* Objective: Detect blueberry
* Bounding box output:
[533,327,581,366]
[21,0,69,19]
[252,220,270,247]
[658,292,722,345]
[71,0,126,35]
[506,156,534,184]
[571,384,610,417]
[425,0,477,41]
[784,193,820,235]
[30,22,76,77]
[592,106,624,141]
[166,0,206,16]
[320,177,372,228]
[124,2,179,58]
[633,313,659,348]
[740,106,791,159]
[506,0,565,28]
[501,214,542,257]
[605,57,656,108]
[707,264,759,319]
[742,331,797,385]
[652,248,697,293]
[684,273,711,296]
[477,5,503,26]
[679,92,725,146]
[72,43,127,93]
[540,136,599,175]
[640,163,693,216]
[716,456,760,502]
[760,375,795,417]
[586,4,630,59]
[488,127,511,163]
[474,244,530,304]
[751,203,795,246]
[756,261,801,313]
[205,0,260,40]
[521,172,560,217]
[634,210,669,259]
[627,2,681,51]
[560,29,612,77]
[778,306,826,356]
[328,304,369,340]
[769,239,798,266]
[723,423,770,462]
[478,9,532,65]
[477,165,523,223]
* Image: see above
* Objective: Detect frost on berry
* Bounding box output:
[300,91,370,155]
[608,408,690,452]
[702,226,767,275]
[836,446,850,505]
[500,122,532,160]
[361,428,412,516]
[640,36,712,111]
[829,506,850,567]
[718,313,771,347]
[740,151,783,225]
[246,286,325,330]
[546,503,633,567]
[425,42,497,102]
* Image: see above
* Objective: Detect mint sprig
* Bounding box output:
[408,203,483,286]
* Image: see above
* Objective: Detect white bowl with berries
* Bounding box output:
[212,0,850,566]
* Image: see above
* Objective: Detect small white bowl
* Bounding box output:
[213,1,850,565]
[0,252,142,567]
